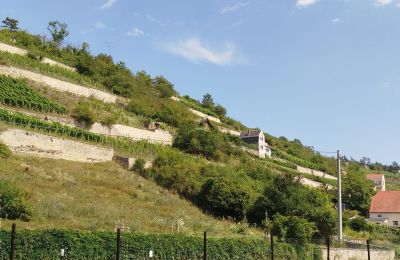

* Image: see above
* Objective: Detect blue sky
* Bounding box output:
[2,0,400,164]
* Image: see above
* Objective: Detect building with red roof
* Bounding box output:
[366,173,385,191]
[368,191,400,227]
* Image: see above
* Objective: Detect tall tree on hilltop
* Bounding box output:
[202,93,214,109]
[1,17,19,32]
[47,20,69,47]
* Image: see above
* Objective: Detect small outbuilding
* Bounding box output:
[240,129,271,158]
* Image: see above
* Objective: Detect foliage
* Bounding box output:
[202,93,214,109]
[0,142,11,159]
[247,173,336,239]
[198,178,250,220]
[0,180,31,221]
[0,75,66,113]
[47,21,69,47]
[153,75,177,98]
[1,17,19,32]
[342,164,374,216]
[132,158,146,175]
[0,229,321,259]
[100,112,119,126]
[349,217,369,232]
[0,51,104,90]
[272,214,316,244]
[72,103,96,126]
[173,123,240,161]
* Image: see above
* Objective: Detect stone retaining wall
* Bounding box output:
[0,42,76,72]
[189,108,221,123]
[218,126,240,136]
[297,165,337,180]
[322,248,395,260]
[0,128,114,163]
[0,65,117,103]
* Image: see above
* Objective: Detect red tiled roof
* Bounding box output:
[370,191,400,213]
[367,174,384,181]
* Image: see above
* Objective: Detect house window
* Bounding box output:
[377,214,382,218]
[393,221,399,227]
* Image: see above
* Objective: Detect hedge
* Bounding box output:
[0,229,322,259]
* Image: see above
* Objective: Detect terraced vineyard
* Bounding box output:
[0,75,66,113]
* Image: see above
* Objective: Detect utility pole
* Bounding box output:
[337,150,343,242]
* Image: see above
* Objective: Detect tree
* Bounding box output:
[213,104,227,117]
[198,178,250,220]
[153,76,176,98]
[202,93,214,109]
[47,20,69,47]
[1,17,19,31]
[342,166,374,216]
[271,214,316,244]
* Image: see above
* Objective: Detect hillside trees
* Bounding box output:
[247,173,336,240]
[47,21,69,47]
[342,164,374,216]
[1,17,19,32]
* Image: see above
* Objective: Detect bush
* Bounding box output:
[0,142,11,159]
[100,112,119,126]
[349,217,369,232]
[0,229,321,259]
[0,180,31,221]
[198,178,250,220]
[132,158,146,175]
[72,103,96,127]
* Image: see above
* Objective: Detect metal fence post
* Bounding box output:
[10,223,16,260]
[326,237,330,260]
[270,234,274,260]
[203,231,207,260]
[367,239,371,260]
[116,228,121,260]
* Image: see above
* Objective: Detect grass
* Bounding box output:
[0,155,261,238]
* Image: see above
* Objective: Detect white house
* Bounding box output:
[368,191,400,227]
[367,173,386,191]
[240,129,272,158]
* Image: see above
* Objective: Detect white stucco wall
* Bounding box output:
[188,108,221,123]
[369,213,400,227]
[296,165,337,180]
[0,42,76,72]
[0,65,117,103]
[322,248,395,260]
[0,128,114,163]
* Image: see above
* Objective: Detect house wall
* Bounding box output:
[0,65,117,103]
[0,42,76,72]
[0,128,114,163]
[369,213,400,227]
[322,248,395,260]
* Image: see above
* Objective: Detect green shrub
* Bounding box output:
[0,229,321,259]
[27,49,44,61]
[100,112,119,126]
[198,178,250,220]
[132,158,146,175]
[349,217,369,232]
[72,103,96,127]
[0,180,31,221]
[0,142,11,159]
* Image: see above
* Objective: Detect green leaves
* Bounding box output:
[0,180,31,221]
[0,75,66,113]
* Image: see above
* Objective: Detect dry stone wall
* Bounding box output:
[322,248,395,260]
[297,165,337,180]
[218,126,240,136]
[0,128,114,163]
[189,108,221,123]
[0,65,117,103]
[0,42,76,72]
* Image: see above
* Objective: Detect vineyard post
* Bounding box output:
[10,223,16,260]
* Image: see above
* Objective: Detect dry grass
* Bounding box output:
[0,155,261,238]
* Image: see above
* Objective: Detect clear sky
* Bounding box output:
[1,0,399,164]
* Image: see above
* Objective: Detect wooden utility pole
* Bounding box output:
[337,150,343,242]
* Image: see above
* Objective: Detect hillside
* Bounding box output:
[0,22,389,253]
